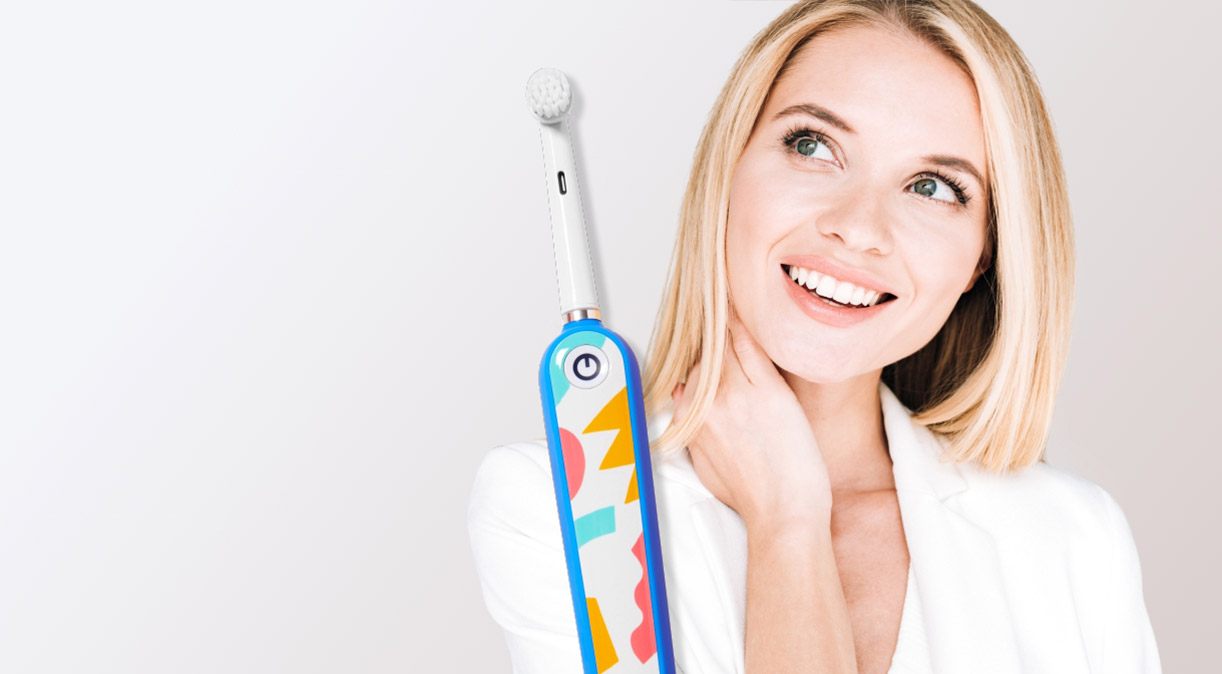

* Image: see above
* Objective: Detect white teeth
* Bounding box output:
[783,264,889,307]
[814,277,836,298]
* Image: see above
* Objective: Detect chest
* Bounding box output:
[830,491,910,673]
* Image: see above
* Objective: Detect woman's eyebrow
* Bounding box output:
[771,102,856,134]
[923,154,985,189]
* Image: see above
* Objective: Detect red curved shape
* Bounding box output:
[629,532,657,663]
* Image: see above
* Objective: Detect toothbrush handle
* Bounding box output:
[538,319,676,674]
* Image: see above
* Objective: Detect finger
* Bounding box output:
[724,305,753,386]
[670,382,685,423]
[728,304,780,386]
[720,324,748,392]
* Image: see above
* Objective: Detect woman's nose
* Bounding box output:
[814,191,893,255]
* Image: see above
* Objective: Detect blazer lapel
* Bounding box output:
[881,383,1024,674]
[652,381,1024,673]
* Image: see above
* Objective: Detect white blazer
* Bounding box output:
[467,381,1162,673]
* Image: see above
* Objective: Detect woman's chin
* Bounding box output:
[771,351,870,386]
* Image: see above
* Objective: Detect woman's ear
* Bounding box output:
[964,266,982,293]
[964,246,993,293]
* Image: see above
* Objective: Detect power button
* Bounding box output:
[563,344,610,389]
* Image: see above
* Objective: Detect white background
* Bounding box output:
[1,1,1217,671]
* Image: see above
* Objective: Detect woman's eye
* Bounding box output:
[910,175,965,205]
[781,128,971,207]
[787,134,835,163]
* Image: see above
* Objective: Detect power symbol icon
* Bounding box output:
[573,353,600,381]
[562,344,610,389]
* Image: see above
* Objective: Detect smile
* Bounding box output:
[779,263,898,327]
[782,263,897,307]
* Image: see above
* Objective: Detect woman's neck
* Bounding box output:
[781,370,895,495]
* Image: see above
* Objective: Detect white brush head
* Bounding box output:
[525,67,572,124]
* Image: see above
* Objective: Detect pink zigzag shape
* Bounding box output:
[629,532,657,663]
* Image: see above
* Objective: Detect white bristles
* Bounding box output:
[525,68,572,124]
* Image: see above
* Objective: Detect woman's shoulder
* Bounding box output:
[471,438,552,483]
[954,453,1134,552]
[956,454,1160,668]
[467,439,556,536]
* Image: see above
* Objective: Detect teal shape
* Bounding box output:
[574,505,617,548]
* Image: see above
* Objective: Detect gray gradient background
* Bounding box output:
[0,1,1217,672]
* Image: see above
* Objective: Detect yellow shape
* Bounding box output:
[624,467,638,504]
[586,387,635,471]
[587,596,619,672]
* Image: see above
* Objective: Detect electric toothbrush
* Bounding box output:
[525,67,676,674]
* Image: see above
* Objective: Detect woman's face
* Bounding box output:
[726,24,990,383]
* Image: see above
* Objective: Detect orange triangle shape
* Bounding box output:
[586,387,635,471]
[587,597,619,671]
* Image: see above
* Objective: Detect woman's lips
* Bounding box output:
[779,264,897,327]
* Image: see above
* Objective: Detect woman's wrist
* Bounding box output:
[745,506,832,542]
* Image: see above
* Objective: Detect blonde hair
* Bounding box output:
[640,0,1074,474]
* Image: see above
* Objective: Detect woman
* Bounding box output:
[468,1,1162,672]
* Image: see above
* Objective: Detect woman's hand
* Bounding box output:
[670,305,833,531]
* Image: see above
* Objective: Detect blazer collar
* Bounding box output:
[651,380,1024,673]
